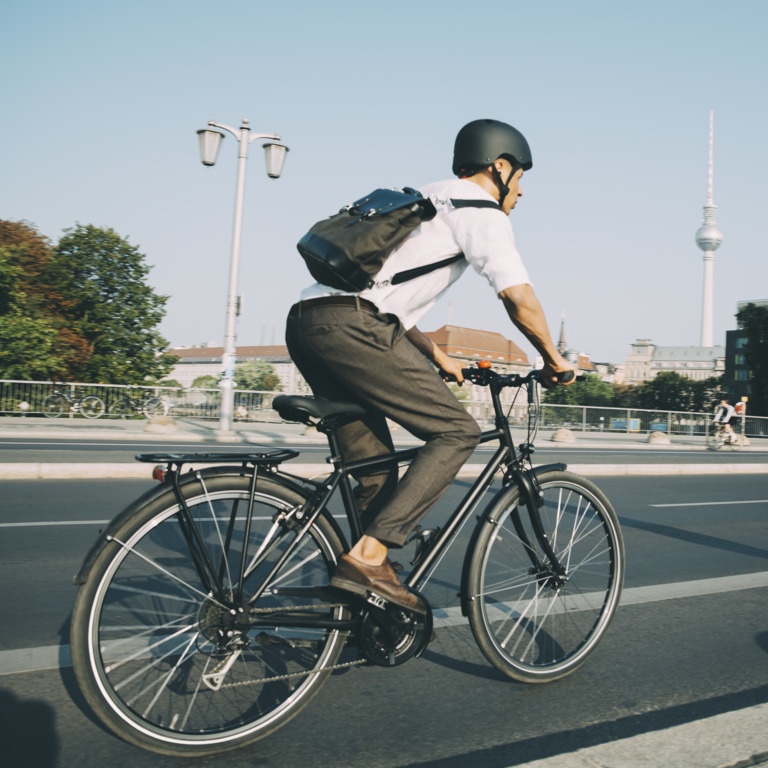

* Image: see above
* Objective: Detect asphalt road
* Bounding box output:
[1,473,767,767]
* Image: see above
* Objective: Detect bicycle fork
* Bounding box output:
[510,467,567,589]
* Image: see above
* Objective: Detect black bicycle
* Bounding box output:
[108,387,165,419]
[70,365,625,756]
[42,385,105,419]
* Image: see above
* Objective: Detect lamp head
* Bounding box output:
[197,128,224,167]
[263,142,289,179]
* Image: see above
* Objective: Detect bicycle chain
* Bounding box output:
[215,657,367,689]
[209,601,367,689]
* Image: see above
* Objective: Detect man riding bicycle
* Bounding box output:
[713,398,737,443]
[285,118,575,613]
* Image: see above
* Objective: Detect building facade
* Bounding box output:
[167,345,310,393]
[623,339,725,385]
[723,299,768,404]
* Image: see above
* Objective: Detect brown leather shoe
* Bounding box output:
[331,554,427,614]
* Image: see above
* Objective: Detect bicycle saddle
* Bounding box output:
[272,395,366,425]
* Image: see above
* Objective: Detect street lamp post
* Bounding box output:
[196,118,289,432]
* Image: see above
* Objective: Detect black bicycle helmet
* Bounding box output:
[452,119,533,177]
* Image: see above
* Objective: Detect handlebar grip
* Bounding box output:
[557,370,576,384]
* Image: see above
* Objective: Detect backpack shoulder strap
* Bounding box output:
[450,198,504,212]
[376,198,503,287]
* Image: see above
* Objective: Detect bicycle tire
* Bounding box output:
[143,397,164,418]
[70,473,347,756]
[707,431,724,450]
[80,395,105,419]
[466,470,624,683]
[41,394,65,418]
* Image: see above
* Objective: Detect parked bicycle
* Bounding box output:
[42,385,105,419]
[70,364,625,756]
[108,387,165,419]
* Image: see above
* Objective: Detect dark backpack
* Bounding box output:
[297,187,502,292]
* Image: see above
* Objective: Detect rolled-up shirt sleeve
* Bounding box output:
[449,206,531,293]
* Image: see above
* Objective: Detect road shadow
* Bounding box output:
[57,614,113,736]
[0,687,59,767]
[396,684,768,768]
[621,516,768,560]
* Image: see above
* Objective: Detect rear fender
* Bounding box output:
[72,465,333,585]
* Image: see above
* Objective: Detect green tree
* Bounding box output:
[634,371,723,412]
[543,374,614,406]
[191,375,219,389]
[234,361,282,391]
[46,224,177,384]
[736,302,768,415]
[611,382,641,408]
[0,220,91,379]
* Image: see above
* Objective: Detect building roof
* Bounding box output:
[425,325,528,365]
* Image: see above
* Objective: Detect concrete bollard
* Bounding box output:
[648,431,671,445]
[145,415,178,433]
[551,428,575,443]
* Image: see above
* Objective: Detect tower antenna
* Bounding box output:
[695,110,723,347]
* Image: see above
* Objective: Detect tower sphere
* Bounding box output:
[695,219,723,251]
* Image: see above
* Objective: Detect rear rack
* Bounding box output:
[135,449,300,465]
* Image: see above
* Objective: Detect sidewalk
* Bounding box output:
[1,414,766,480]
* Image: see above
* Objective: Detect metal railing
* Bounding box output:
[0,380,282,422]
[1,379,766,437]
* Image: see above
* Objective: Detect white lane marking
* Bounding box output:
[650,499,768,508]
[0,520,111,528]
[3,571,767,676]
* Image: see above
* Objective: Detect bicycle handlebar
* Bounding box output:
[460,365,577,389]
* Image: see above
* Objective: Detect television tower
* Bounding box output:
[694,111,723,347]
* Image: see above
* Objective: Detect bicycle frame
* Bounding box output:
[134,367,567,624]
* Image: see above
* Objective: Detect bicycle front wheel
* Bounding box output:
[70,473,347,756]
[42,394,64,418]
[707,432,724,450]
[466,470,624,683]
[80,395,105,419]
[143,397,164,418]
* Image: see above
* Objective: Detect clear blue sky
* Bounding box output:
[2,0,766,365]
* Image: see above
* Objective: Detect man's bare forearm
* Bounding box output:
[499,284,564,367]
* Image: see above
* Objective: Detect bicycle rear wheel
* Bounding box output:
[466,470,624,683]
[71,473,347,756]
[81,395,105,418]
[42,394,64,418]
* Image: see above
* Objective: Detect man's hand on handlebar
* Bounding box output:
[438,355,466,385]
[539,360,579,389]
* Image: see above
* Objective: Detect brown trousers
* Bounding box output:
[285,300,481,547]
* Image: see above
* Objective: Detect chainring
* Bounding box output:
[358,598,433,667]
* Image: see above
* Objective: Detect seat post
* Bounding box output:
[317,419,365,544]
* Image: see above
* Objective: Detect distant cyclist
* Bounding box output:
[713,398,736,443]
